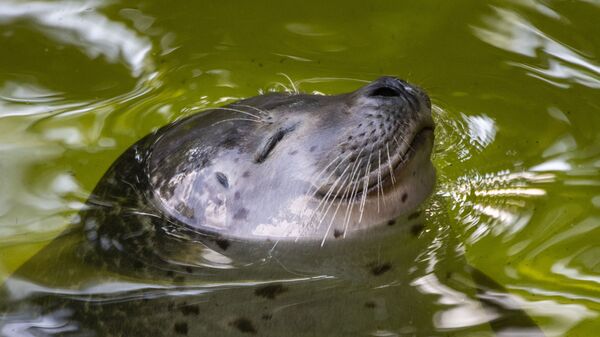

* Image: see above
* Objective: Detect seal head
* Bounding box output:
[148,76,435,243]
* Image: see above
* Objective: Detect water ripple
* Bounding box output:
[472,4,600,88]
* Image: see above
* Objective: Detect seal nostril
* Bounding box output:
[369,87,400,98]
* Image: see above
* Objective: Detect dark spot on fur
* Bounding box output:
[175,202,195,219]
[230,318,257,334]
[261,313,272,320]
[242,171,251,178]
[215,172,229,188]
[365,301,376,309]
[254,284,288,299]
[215,238,230,250]
[234,191,241,200]
[408,211,421,220]
[309,145,317,152]
[369,262,392,276]
[289,150,298,155]
[234,208,249,220]
[180,304,200,316]
[174,322,188,335]
[401,193,408,202]
[411,223,425,237]
[387,219,396,226]
[333,229,344,238]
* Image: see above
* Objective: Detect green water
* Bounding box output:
[0,0,598,335]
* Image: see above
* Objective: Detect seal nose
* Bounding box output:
[363,76,429,112]
[368,86,401,98]
[365,76,413,99]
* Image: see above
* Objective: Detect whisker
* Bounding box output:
[336,148,365,236]
[189,105,263,120]
[394,133,415,154]
[186,106,211,113]
[231,103,269,116]
[210,118,262,127]
[310,163,352,226]
[306,152,353,200]
[273,82,291,92]
[299,153,351,233]
[358,153,372,224]
[344,160,369,235]
[386,143,396,186]
[319,172,352,247]
[215,107,262,120]
[392,135,402,149]
[377,150,386,211]
[296,153,348,238]
[277,73,299,94]
[341,157,363,238]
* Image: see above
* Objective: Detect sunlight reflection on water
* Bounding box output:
[472,5,600,89]
[0,0,153,77]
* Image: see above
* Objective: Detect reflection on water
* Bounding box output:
[0,0,599,336]
[434,102,600,334]
[0,0,154,77]
[473,4,600,89]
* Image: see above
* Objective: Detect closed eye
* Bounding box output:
[254,125,296,163]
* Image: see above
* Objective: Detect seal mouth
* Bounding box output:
[314,122,434,200]
[360,124,435,195]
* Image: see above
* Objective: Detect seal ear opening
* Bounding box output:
[254,125,296,163]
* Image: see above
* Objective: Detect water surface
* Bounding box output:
[0,0,599,336]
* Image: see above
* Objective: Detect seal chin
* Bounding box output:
[363,127,436,223]
[388,126,435,191]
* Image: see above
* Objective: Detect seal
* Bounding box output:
[89,76,434,245]
[72,76,436,270]
[161,77,432,240]
[0,77,544,337]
